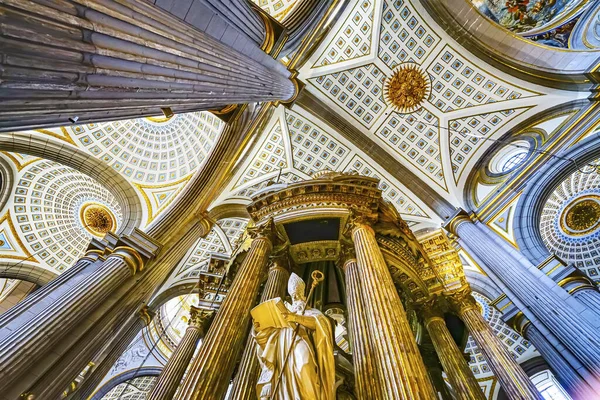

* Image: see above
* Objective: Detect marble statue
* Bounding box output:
[252,273,335,400]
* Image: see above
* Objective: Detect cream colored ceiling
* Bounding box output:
[297,0,586,206]
[214,104,441,231]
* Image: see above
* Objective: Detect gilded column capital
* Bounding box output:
[510,311,532,337]
[107,246,145,275]
[419,298,445,326]
[269,247,292,274]
[343,210,377,238]
[443,209,477,236]
[338,242,357,271]
[81,249,105,263]
[139,306,155,326]
[557,274,598,295]
[447,286,478,315]
[194,212,215,238]
[247,218,285,251]
[188,306,215,336]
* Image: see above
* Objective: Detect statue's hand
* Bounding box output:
[282,310,298,323]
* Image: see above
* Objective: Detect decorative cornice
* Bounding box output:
[443,209,474,236]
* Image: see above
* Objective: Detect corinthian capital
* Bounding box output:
[247,218,285,248]
[343,210,377,237]
[139,306,156,326]
[447,286,478,314]
[188,306,215,336]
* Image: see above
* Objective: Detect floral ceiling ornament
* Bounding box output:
[384,63,431,114]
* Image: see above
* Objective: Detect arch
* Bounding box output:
[0,260,57,286]
[0,132,143,234]
[465,270,503,300]
[418,0,600,90]
[463,100,587,210]
[0,155,15,215]
[90,367,162,400]
[208,202,252,221]
[513,135,600,265]
[147,281,200,313]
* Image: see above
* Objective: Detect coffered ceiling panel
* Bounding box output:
[298,0,584,206]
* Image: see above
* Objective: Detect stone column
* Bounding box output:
[0,249,102,326]
[349,217,437,399]
[446,211,600,387]
[514,313,598,400]
[0,0,295,131]
[422,304,485,400]
[175,221,277,400]
[147,306,214,400]
[339,250,383,399]
[0,247,146,397]
[229,253,290,400]
[67,307,155,400]
[558,275,600,314]
[449,289,542,400]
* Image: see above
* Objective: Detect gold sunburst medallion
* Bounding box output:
[384,63,431,113]
[560,196,600,236]
[80,202,117,237]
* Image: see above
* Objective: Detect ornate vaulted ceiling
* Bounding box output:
[292,0,584,207]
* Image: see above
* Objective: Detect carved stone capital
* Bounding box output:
[188,306,215,336]
[343,210,377,238]
[269,247,292,273]
[443,209,475,236]
[338,242,357,270]
[195,212,215,238]
[107,246,145,275]
[247,218,285,249]
[419,297,444,324]
[139,306,155,326]
[447,286,478,314]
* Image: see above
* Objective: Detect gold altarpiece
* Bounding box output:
[230,171,541,400]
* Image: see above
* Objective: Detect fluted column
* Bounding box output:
[513,313,597,400]
[0,0,295,131]
[147,307,214,400]
[0,247,144,398]
[0,249,102,326]
[67,306,154,400]
[350,217,437,399]
[423,305,485,400]
[559,275,600,315]
[449,289,542,400]
[339,252,383,400]
[447,212,600,388]
[229,253,290,400]
[175,222,277,400]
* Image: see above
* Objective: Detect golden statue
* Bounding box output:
[252,272,335,399]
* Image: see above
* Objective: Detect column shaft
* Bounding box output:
[351,222,437,399]
[0,251,100,326]
[229,263,289,400]
[176,235,273,400]
[456,299,542,399]
[524,324,597,400]
[453,219,600,385]
[0,0,294,131]
[0,249,141,398]
[425,316,485,400]
[147,307,212,400]
[342,258,383,399]
[572,289,600,313]
[67,310,151,400]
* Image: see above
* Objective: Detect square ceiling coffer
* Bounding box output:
[283,218,340,245]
